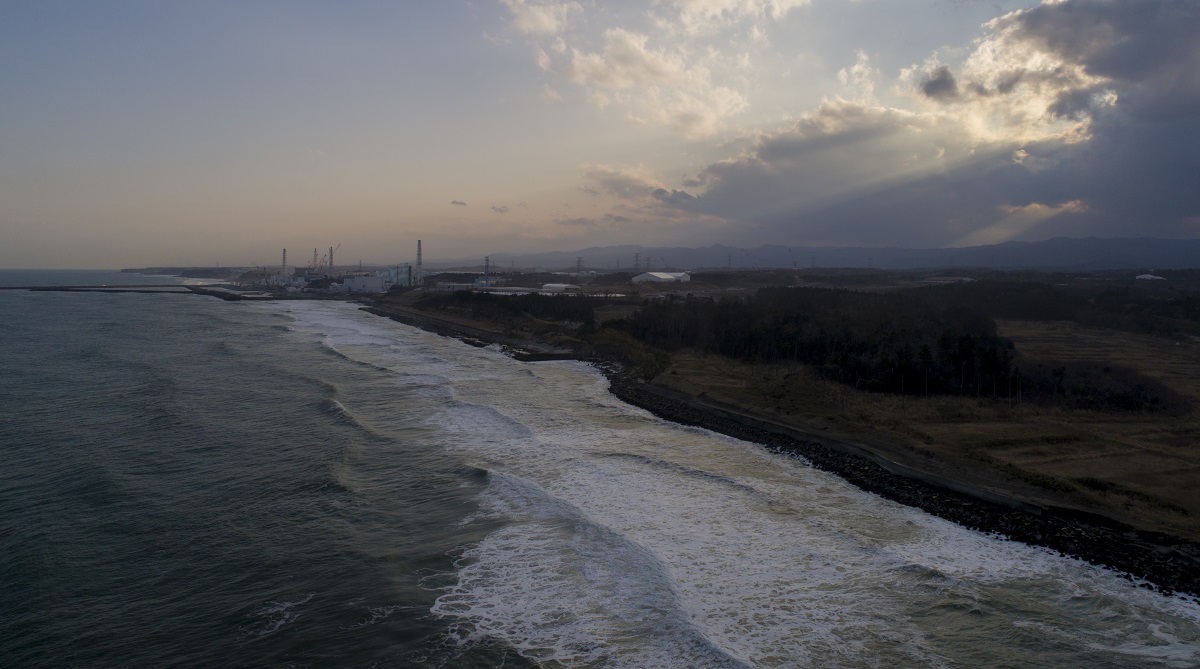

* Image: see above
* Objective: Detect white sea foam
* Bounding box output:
[341,604,407,630]
[238,593,315,638]
[432,471,751,668]
[270,300,1200,668]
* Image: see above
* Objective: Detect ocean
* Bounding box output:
[1,269,1198,668]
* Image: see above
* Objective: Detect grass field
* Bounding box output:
[656,320,1200,541]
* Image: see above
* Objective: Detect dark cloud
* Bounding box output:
[1019,0,1200,124]
[583,165,660,200]
[1009,0,1199,84]
[652,188,696,205]
[919,65,959,101]
[491,205,509,214]
[450,200,467,206]
[1008,0,1200,227]
[556,213,634,228]
[1047,87,1103,120]
[659,0,1200,246]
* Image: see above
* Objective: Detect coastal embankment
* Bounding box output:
[363,300,1200,598]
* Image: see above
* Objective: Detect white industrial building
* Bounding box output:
[539,283,580,293]
[344,275,387,293]
[632,272,691,284]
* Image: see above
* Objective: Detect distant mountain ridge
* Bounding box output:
[429,238,1200,272]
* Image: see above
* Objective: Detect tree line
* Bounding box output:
[415,290,598,325]
[613,285,1186,412]
[409,282,1188,413]
[615,287,1014,397]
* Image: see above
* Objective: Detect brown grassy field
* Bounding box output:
[655,320,1200,541]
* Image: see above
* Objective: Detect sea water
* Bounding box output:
[1,271,1198,668]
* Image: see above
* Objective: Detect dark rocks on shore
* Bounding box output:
[602,367,1200,599]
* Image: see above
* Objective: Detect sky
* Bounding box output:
[2,0,1198,268]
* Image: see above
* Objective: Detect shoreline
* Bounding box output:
[366,301,1200,597]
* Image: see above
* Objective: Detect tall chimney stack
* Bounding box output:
[416,240,423,287]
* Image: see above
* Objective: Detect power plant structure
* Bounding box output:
[259,239,425,294]
[416,240,423,288]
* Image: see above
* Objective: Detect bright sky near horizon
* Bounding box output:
[2,0,1198,268]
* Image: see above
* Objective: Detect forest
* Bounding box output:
[617,287,1012,397]
[414,289,599,325]
[412,279,1190,413]
[616,285,1186,412]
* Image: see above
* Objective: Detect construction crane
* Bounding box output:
[309,243,341,274]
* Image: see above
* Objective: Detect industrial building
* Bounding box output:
[344,275,387,293]
[631,272,691,284]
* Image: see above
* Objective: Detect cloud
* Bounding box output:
[511,5,752,138]
[640,0,1200,247]
[582,164,664,200]
[565,28,747,136]
[837,50,879,103]
[502,0,578,35]
[960,0,1200,228]
[496,0,1197,248]
[450,200,467,206]
[652,188,697,205]
[491,205,510,214]
[570,29,681,89]
[556,213,633,228]
[899,1,1144,145]
[668,0,811,34]
[919,65,959,102]
[1012,148,1057,173]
